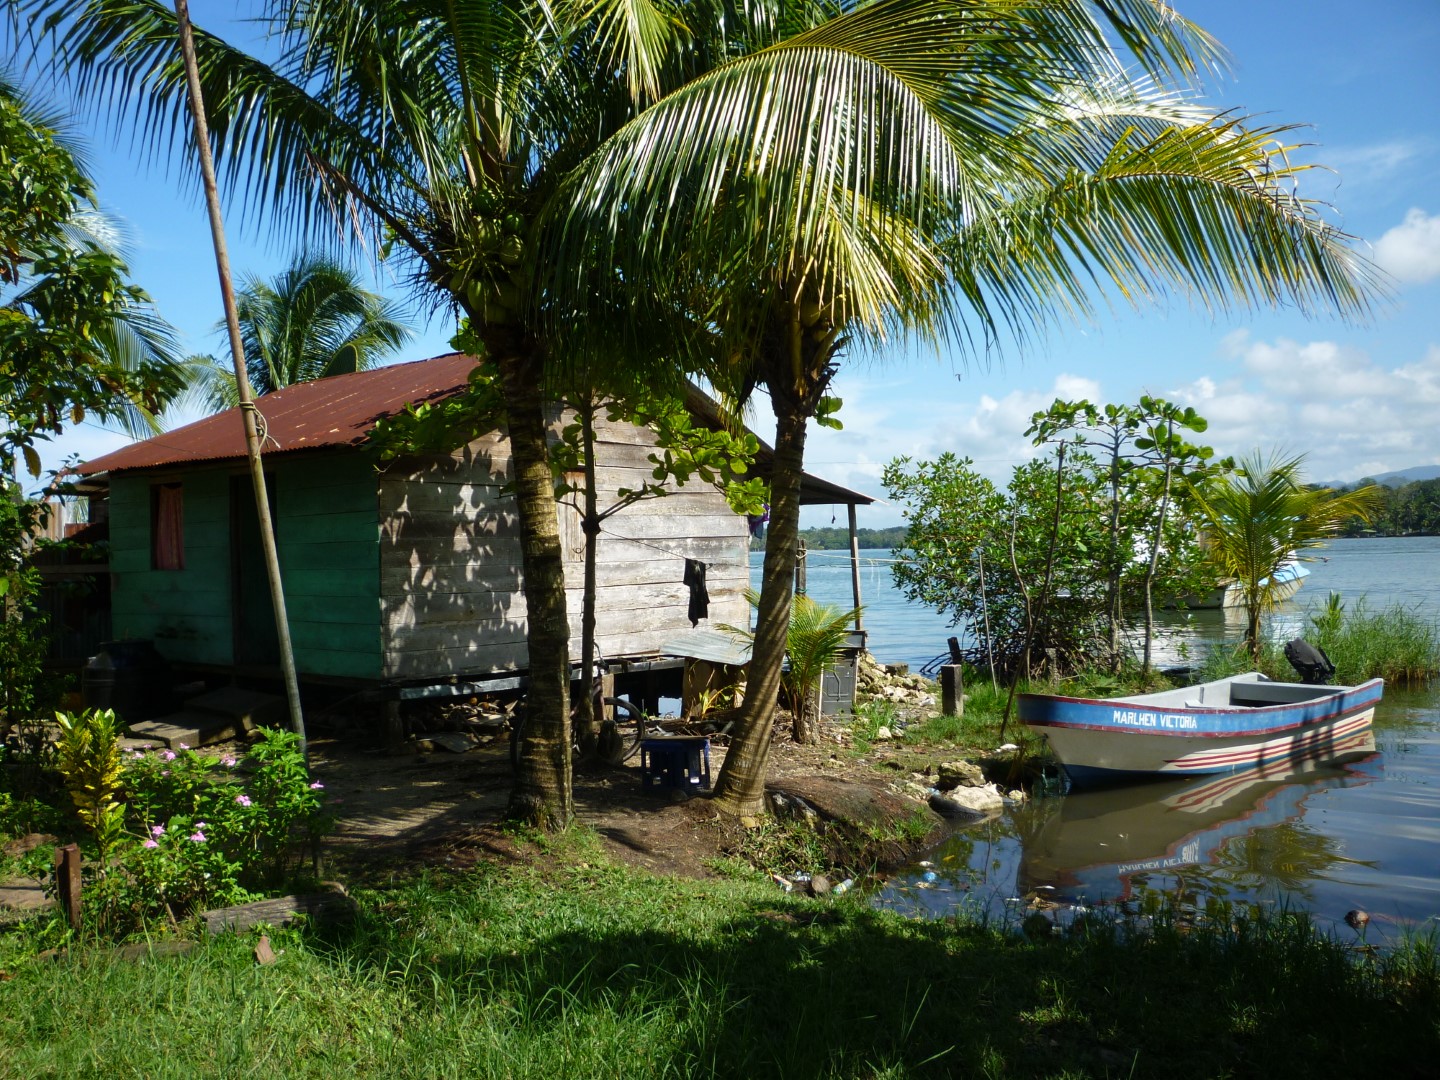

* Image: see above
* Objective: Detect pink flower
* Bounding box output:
[235,794,252,807]
[309,781,324,790]
[221,756,237,768]
[150,824,165,838]
[161,750,176,762]
[189,831,206,843]
[142,839,159,849]
[178,743,190,750]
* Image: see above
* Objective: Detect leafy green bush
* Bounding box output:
[39,721,332,936]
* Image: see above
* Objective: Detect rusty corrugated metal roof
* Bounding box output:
[78,352,878,506]
[78,353,478,475]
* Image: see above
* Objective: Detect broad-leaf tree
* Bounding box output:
[184,251,412,411]
[1,70,183,471]
[2,70,183,728]
[1188,452,1382,663]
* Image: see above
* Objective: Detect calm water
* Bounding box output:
[754,537,1440,941]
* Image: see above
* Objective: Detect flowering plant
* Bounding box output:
[53,719,332,934]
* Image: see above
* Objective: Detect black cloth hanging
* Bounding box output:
[683,558,709,626]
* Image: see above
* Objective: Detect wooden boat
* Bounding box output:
[1019,672,1384,788]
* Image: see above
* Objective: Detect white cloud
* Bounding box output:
[1374,208,1440,284]
[1233,336,1397,400]
[1164,336,1440,484]
[799,335,1440,529]
[1324,140,1427,186]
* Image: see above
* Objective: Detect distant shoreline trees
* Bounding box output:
[751,526,908,552]
[1334,478,1440,537]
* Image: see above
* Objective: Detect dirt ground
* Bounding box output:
[308,713,927,881]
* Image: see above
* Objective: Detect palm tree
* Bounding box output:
[184,253,411,412]
[1189,452,1382,662]
[726,591,862,745]
[39,1,1383,825]
[557,7,1382,816]
[34,0,715,827]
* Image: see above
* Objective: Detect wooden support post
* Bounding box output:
[848,504,863,630]
[941,665,964,718]
[53,843,81,928]
[795,538,807,596]
[948,636,963,666]
[384,699,405,750]
[599,671,615,722]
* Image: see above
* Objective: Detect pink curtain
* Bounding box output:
[153,484,185,570]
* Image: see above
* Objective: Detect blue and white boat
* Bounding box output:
[1192,559,1310,609]
[1020,672,1384,788]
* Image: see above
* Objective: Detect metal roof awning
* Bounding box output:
[660,628,752,667]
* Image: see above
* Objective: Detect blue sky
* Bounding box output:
[23,1,1440,527]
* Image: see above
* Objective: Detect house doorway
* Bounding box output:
[231,475,280,667]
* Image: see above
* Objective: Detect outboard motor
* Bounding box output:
[1284,638,1336,685]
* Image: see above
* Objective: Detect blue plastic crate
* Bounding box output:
[639,736,711,794]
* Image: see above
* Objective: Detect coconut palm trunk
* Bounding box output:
[492,339,572,828]
[713,402,807,816]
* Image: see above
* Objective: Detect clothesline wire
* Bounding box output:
[802,549,916,566]
[602,529,707,566]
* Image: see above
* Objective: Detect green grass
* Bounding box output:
[889,678,1047,758]
[1202,595,1440,685]
[2,843,1437,1078]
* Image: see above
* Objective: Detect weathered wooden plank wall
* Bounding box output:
[379,415,750,680]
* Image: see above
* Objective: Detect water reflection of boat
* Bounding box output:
[1017,731,1379,903]
[1019,672,1384,787]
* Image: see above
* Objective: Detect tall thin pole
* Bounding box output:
[173,0,306,754]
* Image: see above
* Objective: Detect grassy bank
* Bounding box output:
[1202,595,1440,685]
[3,836,1436,1079]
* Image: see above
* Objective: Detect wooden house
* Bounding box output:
[75,353,871,699]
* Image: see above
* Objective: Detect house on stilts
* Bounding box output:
[68,353,872,741]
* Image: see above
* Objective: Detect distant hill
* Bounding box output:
[1323,465,1440,489]
[1371,465,1440,487]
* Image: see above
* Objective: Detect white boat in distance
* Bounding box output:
[1186,559,1310,609]
[1019,671,1383,788]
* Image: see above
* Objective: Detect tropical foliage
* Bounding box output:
[25,0,1383,823]
[40,719,330,936]
[550,1,1380,815]
[1,72,184,466]
[1188,452,1383,661]
[2,72,182,737]
[1337,477,1440,536]
[183,252,412,411]
[727,590,861,745]
[885,446,1214,680]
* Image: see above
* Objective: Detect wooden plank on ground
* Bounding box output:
[202,891,358,936]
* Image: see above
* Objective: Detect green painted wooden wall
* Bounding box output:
[108,452,382,680]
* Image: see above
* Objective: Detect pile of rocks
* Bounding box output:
[855,652,936,714]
